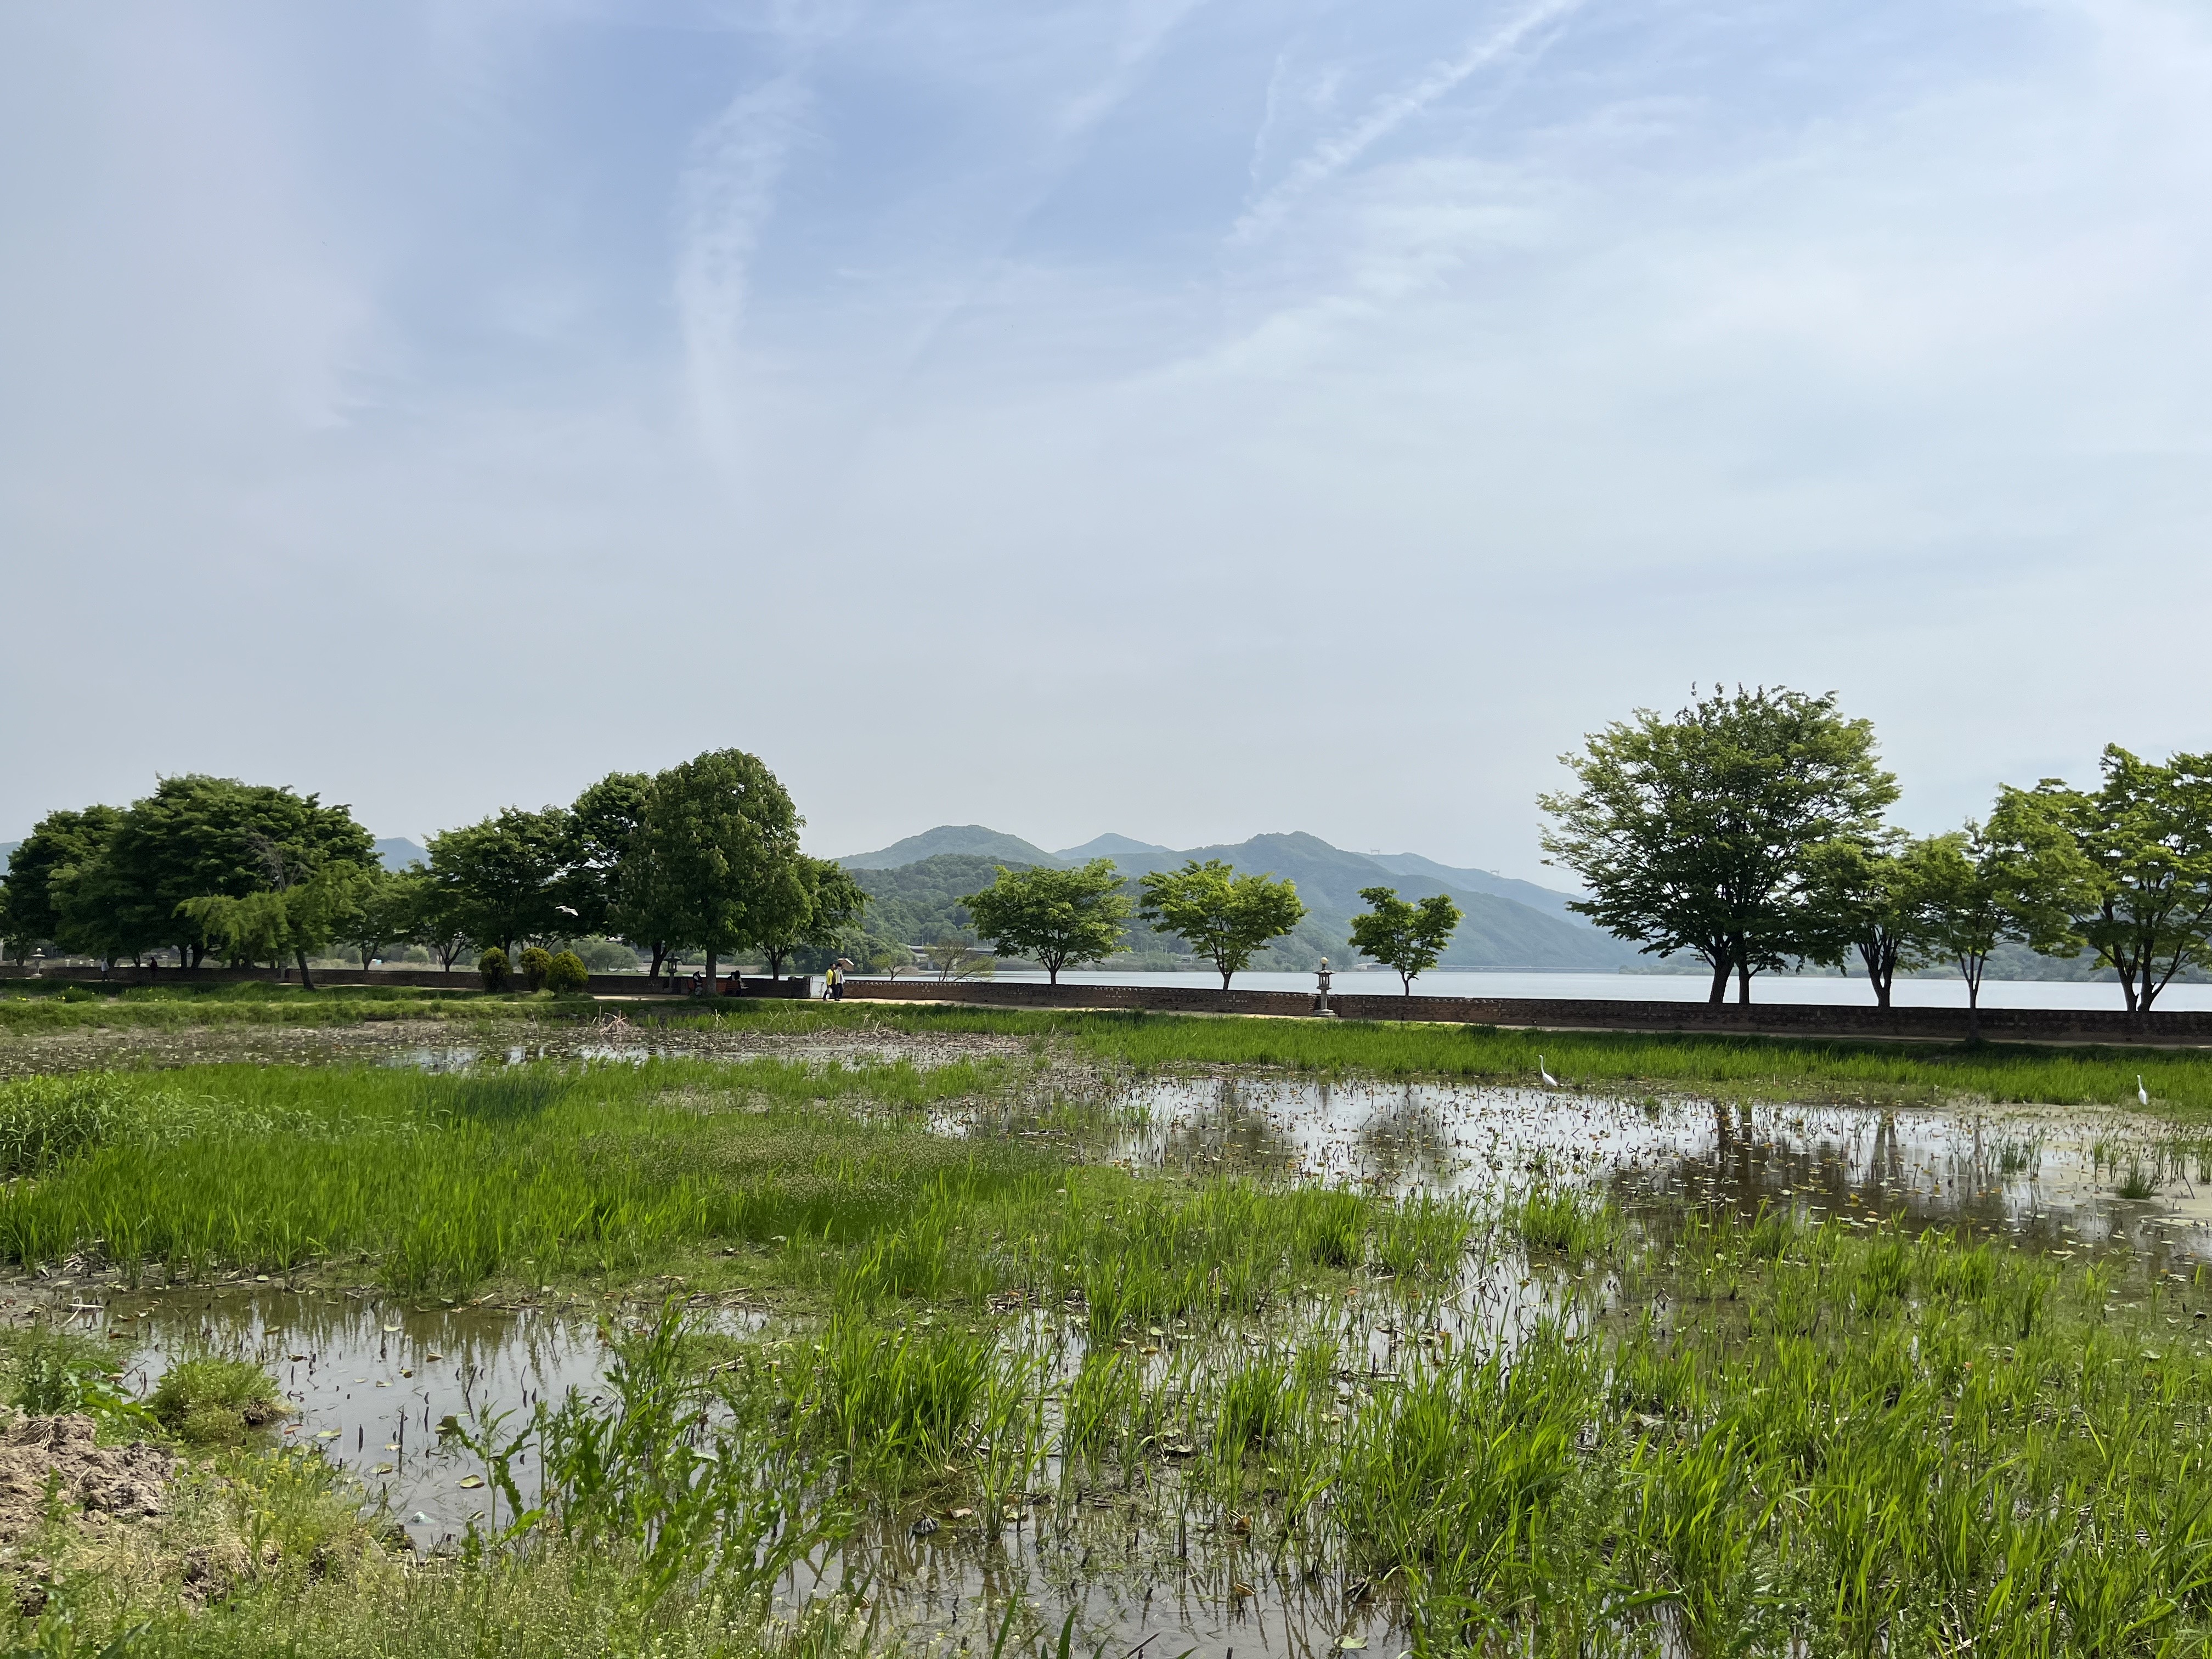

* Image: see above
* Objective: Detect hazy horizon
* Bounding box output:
[5,2,2209,887]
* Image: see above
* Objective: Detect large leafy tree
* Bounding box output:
[629,749,803,991]
[1348,886,1463,996]
[1137,859,1306,991]
[425,806,573,958]
[962,859,1131,985]
[1539,686,1898,1004]
[565,771,653,939]
[178,850,369,987]
[0,806,122,963]
[1803,835,1936,1009]
[334,865,429,970]
[1912,824,2046,1042]
[1984,746,2212,1019]
[74,777,374,969]
[755,858,871,979]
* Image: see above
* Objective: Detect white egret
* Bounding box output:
[2138,1075,2151,1107]
[1539,1055,1560,1089]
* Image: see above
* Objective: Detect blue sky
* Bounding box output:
[3,0,2208,880]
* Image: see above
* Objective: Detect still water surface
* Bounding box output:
[979,967,2212,1010]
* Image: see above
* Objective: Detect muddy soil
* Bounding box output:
[0,1015,1031,1080]
[0,1415,174,1547]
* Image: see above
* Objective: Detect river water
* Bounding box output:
[975,968,2212,1011]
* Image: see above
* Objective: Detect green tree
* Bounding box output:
[177,841,370,988]
[565,771,653,939]
[334,865,425,970]
[75,776,374,970]
[757,858,870,979]
[1984,746,2212,1019]
[1347,886,1463,996]
[1802,835,1939,1009]
[1137,859,1306,991]
[961,860,1131,985]
[1539,686,1898,1004]
[629,749,803,992]
[1911,825,2034,1042]
[0,806,122,963]
[425,807,573,958]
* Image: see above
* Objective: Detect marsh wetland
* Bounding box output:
[5,994,2212,1655]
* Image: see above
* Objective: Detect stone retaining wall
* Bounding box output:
[836,976,2212,1046]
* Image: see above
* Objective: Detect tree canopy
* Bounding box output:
[629,748,803,987]
[1347,886,1463,995]
[962,859,1132,984]
[0,806,122,963]
[1137,859,1305,991]
[1985,746,2212,1018]
[1540,686,1898,1003]
[425,806,573,958]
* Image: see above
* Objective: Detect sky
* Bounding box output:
[3,0,2209,884]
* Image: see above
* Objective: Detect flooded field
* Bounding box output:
[17,1057,2212,1656]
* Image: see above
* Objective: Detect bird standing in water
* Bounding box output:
[2138,1075,2151,1107]
[1539,1055,1560,1088]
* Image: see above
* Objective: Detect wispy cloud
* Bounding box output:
[676,70,812,455]
[1235,0,1584,242]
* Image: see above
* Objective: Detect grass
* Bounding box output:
[15,1006,2212,1652]
[0,1056,1045,1291]
[149,1355,290,1443]
[0,978,607,1032]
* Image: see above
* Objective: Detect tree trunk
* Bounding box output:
[295,949,316,990]
[705,950,718,996]
[1966,976,1982,1045]
[1736,958,1752,1005]
[1706,952,1732,1005]
[648,943,665,980]
[1047,960,1060,986]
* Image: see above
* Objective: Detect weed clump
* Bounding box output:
[149,1357,287,1444]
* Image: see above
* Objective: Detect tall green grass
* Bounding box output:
[0,1057,1037,1290]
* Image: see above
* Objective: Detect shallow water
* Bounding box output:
[25,1070,2212,1653]
[1071,1075,2212,1265]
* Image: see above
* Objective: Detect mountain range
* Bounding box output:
[836,825,1635,970]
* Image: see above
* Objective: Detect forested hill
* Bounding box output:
[839,826,1062,870]
[836,827,1638,970]
[846,855,1019,945]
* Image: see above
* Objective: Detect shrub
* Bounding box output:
[517,946,553,992]
[478,947,510,991]
[545,951,589,994]
[150,1356,287,1444]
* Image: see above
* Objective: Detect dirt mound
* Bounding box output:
[0,1414,176,1544]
